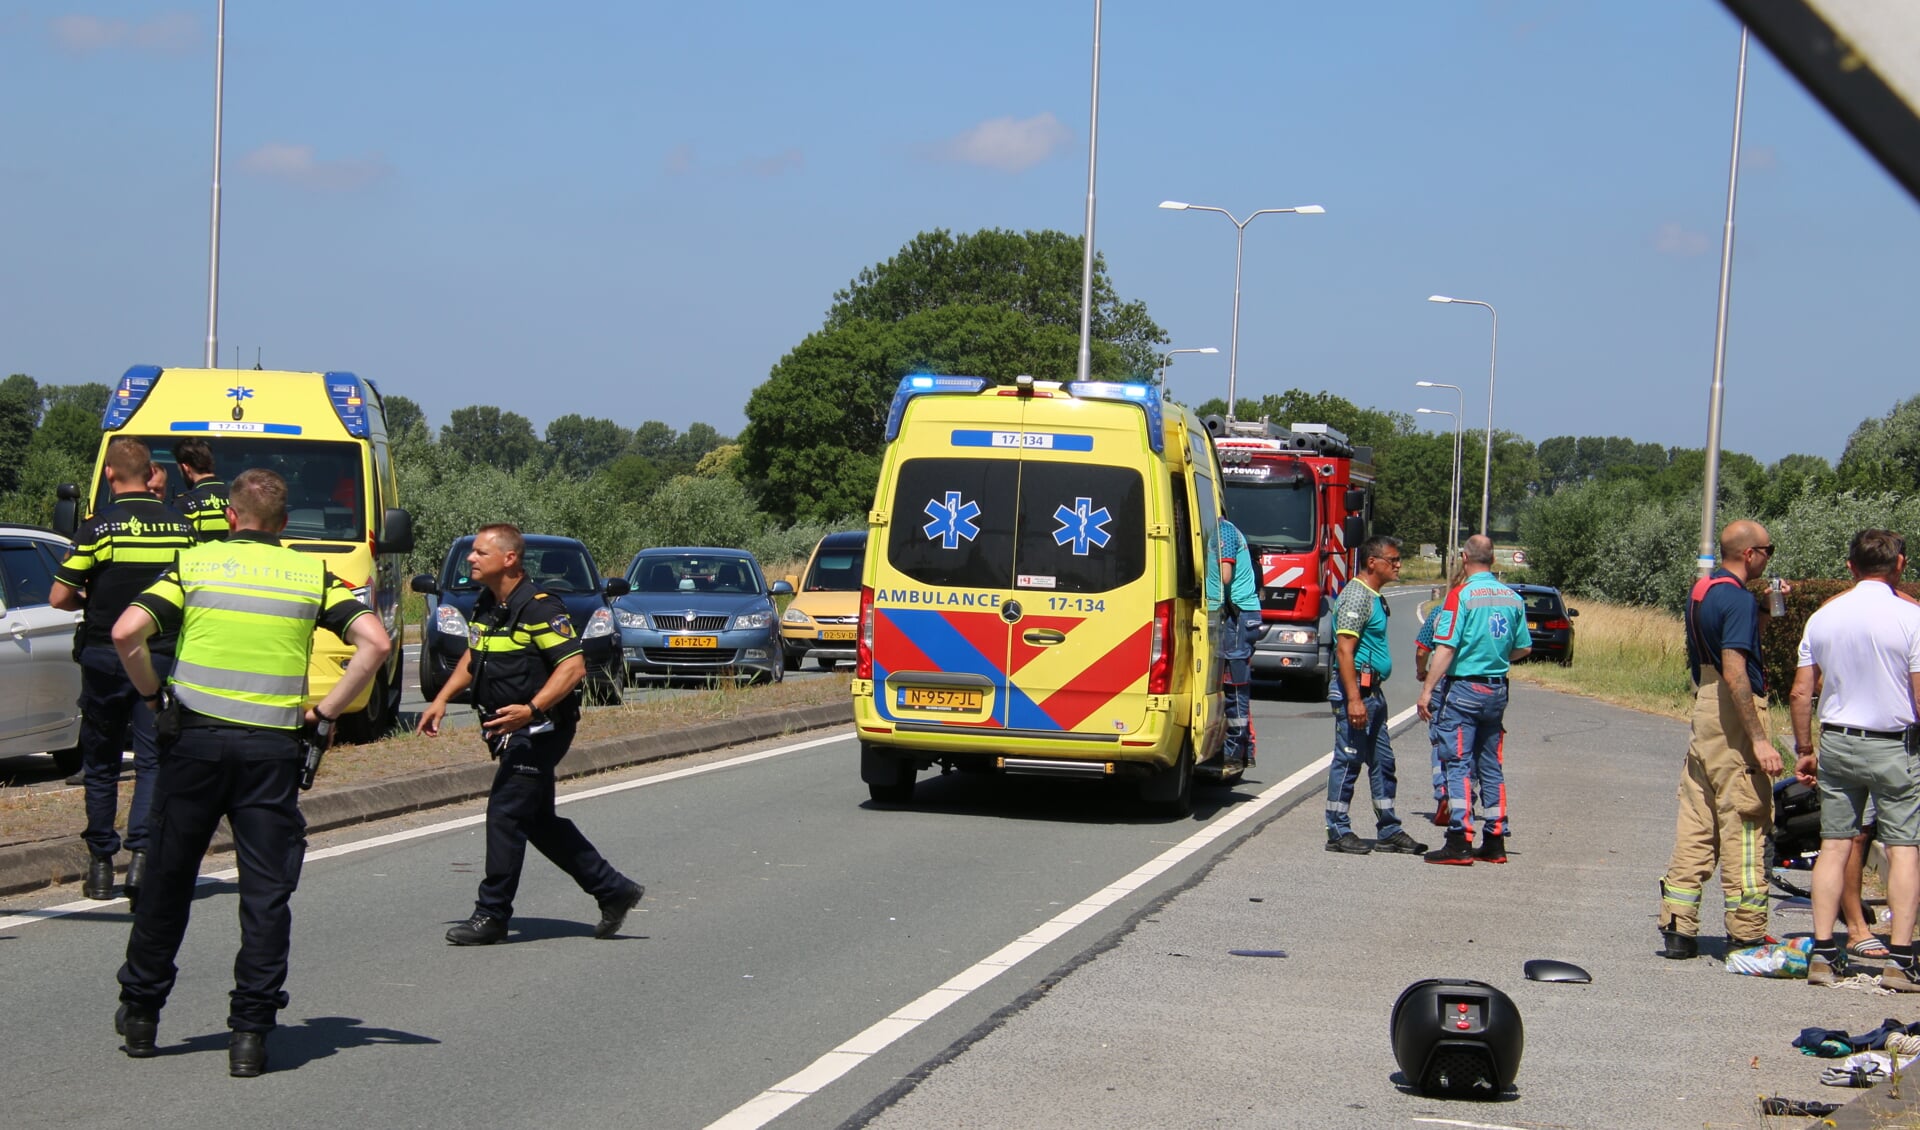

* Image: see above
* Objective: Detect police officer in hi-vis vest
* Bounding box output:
[108,469,390,1077]
[418,522,643,947]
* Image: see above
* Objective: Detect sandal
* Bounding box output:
[1848,935,1893,959]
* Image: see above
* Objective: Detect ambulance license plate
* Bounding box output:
[898,688,983,712]
[669,636,718,648]
[821,629,856,641]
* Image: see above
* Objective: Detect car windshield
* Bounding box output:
[443,541,601,594]
[1523,592,1563,617]
[627,554,761,595]
[803,546,865,592]
[1222,478,1317,552]
[107,436,366,542]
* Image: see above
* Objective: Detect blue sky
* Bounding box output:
[2,1,1914,465]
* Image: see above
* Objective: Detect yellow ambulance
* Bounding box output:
[57,366,414,742]
[852,375,1229,815]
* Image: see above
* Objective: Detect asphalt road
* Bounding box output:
[0,587,1426,1130]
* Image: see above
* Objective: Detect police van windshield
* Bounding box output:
[103,437,366,542]
[1222,479,1316,552]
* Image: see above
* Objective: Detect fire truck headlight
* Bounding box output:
[1275,628,1314,646]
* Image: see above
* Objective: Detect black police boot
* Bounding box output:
[115,1003,158,1058]
[595,881,645,940]
[124,850,148,911]
[1658,929,1699,960]
[228,1031,269,1078]
[84,853,115,901]
[445,913,508,946]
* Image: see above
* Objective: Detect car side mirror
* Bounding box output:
[410,574,439,596]
[770,580,794,596]
[53,482,81,537]
[377,507,415,555]
[1343,514,1366,548]
[604,578,631,598]
[1567,608,1579,617]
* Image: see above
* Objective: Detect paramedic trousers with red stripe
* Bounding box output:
[1659,668,1773,941]
[1429,677,1508,839]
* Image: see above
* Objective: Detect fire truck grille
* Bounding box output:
[1261,588,1301,612]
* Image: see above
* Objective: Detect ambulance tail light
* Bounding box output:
[1147,598,1174,694]
[856,586,875,680]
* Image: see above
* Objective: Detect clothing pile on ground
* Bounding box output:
[1792,1019,1920,1088]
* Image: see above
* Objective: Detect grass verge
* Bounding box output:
[0,673,851,851]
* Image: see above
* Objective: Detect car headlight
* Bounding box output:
[433,603,469,638]
[733,610,773,631]
[1274,628,1314,645]
[615,609,648,629]
[782,608,811,625]
[583,608,616,639]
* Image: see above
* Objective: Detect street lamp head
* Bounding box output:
[1428,295,1455,304]
[1293,205,1326,214]
[1416,380,1438,387]
[1197,347,1219,354]
[1158,201,1190,210]
[1417,407,1438,414]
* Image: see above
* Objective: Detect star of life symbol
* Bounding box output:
[922,491,981,550]
[1489,610,1511,639]
[227,385,254,405]
[1052,497,1112,556]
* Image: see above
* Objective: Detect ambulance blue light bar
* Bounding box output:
[323,371,372,438]
[102,365,164,431]
[1067,381,1166,454]
[884,374,992,442]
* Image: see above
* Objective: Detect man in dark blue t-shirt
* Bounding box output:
[1658,519,1783,959]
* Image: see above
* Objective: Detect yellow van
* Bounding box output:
[852,375,1229,815]
[57,366,414,741]
[779,530,866,670]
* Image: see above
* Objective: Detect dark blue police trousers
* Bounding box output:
[117,727,303,1033]
[477,721,625,921]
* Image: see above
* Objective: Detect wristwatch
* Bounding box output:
[528,706,548,726]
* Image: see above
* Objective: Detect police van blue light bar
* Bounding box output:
[885,374,992,443]
[102,365,164,431]
[323,371,372,438]
[1067,381,1166,454]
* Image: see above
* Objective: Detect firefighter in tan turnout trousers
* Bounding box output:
[1658,519,1782,959]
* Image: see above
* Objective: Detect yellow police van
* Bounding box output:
[56,366,414,742]
[852,375,1229,815]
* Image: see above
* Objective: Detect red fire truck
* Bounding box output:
[1207,418,1374,697]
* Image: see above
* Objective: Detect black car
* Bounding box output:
[1510,582,1577,664]
[411,534,630,705]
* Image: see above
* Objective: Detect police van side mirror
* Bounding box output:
[377,507,415,555]
[410,574,439,596]
[52,482,81,537]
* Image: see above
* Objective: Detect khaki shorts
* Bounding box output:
[1817,729,1920,846]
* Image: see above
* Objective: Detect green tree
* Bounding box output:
[827,228,1166,377]
[0,375,39,495]
[1757,453,1836,517]
[596,454,668,504]
[545,414,631,477]
[440,405,540,471]
[628,420,677,463]
[383,394,426,436]
[1836,393,1920,496]
[31,401,100,468]
[637,475,764,550]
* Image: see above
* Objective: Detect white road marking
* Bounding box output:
[705,704,1420,1130]
[0,730,854,933]
[1411,1120,1537,1130]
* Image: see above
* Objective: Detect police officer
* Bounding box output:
[108,468,389,1076]
[50,437,196,905]
[1416,534,1532,865]
[170,438,231,542]
[419,523,643,946]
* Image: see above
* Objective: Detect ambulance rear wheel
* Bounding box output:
[862,741,916,805]
[1141,739,1194,818]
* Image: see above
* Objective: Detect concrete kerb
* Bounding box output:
[0,701,853,898]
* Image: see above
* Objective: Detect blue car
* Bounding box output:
[614,547,792,685]
[411,534,630,705]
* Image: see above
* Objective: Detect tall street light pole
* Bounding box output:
[1157,346,1218,393]
[1075,0,1103,383]
[1416,381,1464,570]
[1428,295,1498,536]
[203,0,226,368]
[1159,200,1324,416]
[1698,26,1750,579]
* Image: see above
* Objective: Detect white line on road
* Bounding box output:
[705,704,1420,1130]
[0,730,855,934]
[1411,1119,1537,1130]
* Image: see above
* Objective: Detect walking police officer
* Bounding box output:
[50,437,196,904]
[170,438,231,542]
[419,523,643,947]
[108,469,389,1076]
